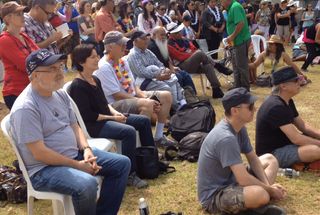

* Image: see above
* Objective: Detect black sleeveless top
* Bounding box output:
[306,24,317,40]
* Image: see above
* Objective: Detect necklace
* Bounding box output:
[106,55,134,94]
[187,10,198,26]
[208,6,221,22]
[79,72,96,87]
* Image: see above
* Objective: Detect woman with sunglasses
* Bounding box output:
[249,35,309,86]
[0,1,39,109]
[183,0,200,38]
[137,0,162,33]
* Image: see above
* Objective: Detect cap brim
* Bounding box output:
[169,24,184,34]
[285,76,299,83]
[119,37,130,45]
[40,54,67,67]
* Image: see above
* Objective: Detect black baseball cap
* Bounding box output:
[222,87,257,111]
[26,49,67,75]
[271,66,298,85]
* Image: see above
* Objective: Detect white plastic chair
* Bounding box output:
[1,114,75,215]
[1,114,104,215]
[63,82,141,154]
[63,82,115,152]
[251,34,267,74]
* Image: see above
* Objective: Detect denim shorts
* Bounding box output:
[207,185,245,214]
[272,144,301,168]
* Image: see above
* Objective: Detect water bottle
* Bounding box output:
[277,168,299,178]
[139,198,150,215]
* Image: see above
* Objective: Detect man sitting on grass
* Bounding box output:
[256,66,320,168]
[10,49,130,215]
[198,87,286,214]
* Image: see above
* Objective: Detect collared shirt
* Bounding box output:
[127,46,165,81]
[24,13,59,54]
[226,0,250,46]
[94,8,118,42]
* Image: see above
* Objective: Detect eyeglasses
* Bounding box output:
[35,64,65,73]
[235,103,255,111]
[39,6,53,16]
[159,8,166,11]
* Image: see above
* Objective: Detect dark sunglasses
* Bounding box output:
[235,103,255,111]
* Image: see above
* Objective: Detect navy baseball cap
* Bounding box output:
[222,87,257,111]
[26,49,67,75]
[271,66,298,85]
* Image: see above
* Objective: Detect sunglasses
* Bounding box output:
[235,103,255,111]
[159,7,166,11]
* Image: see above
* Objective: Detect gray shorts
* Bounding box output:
[272,144,301,168]
[207,185,245,214]
[111,91,160,114]
[276,25,290,39]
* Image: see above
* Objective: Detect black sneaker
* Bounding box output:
[214,62,233,76]
[127,172,148,189]
[155,135,177,148]
[212,87,224,99]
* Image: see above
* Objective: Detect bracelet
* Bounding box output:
[82,146,92,151]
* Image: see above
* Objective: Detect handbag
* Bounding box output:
[135,146,176,179]
[256,72,272,87]
[135,146,160,179]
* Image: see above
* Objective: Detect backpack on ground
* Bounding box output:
[135,146,175,179]
[178,132,208,162]
[164,132,208,162]
[168,100,215,141]
[0,165,27,204]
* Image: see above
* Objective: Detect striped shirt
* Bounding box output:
[24,13,59,54]
[127,46,165,80]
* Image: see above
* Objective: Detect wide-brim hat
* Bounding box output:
[267,35,283,45]
[166,22,184,34]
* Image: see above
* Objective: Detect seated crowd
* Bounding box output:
[1,0,320,214]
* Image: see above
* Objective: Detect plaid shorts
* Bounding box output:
[207,185,245,214]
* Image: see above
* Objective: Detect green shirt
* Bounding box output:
[226,0,251,46]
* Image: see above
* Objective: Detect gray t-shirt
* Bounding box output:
[10,85,78,177]
[197,119,253,208]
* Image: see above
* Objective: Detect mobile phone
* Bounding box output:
[123,113,130,117]
[150,94,161,104]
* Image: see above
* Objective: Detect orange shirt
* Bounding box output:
[94,8,118,42]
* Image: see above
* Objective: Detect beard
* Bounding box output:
[155,39,169,61]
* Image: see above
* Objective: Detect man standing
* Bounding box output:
[198,87,286,214]
[94,31,175,147]
[276,0,290,45]
[95,0,119,56]
[24,0,65,54]
[256,66,320,168]
[10,49,130,215]
[221,0,251,90]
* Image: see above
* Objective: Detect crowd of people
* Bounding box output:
[1,0,320,214]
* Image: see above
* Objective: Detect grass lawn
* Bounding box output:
[0,53,320,215]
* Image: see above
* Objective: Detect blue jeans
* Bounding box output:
[31,148,130,215]
[175,70,197,93]
[97,114,154,173]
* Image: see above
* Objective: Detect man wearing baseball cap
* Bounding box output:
[10,49,130,215]
[256,66,320,168]
[198,87,286,214]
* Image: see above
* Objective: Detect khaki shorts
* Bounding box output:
[111,91,160,114]
[276,25,290,39]
[207,185,245,214]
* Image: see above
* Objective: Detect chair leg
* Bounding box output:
[27,196,34,215]
[199,74,206,96]
[52,199,65,215]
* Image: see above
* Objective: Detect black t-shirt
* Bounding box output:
[255,95,299,156]
[69,76,112,137]
[276,7,290,26]
[245,5,254,26]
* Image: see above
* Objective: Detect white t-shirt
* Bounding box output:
[94,56,136,104]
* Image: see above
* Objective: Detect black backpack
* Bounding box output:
[168,100,215,141]
[178,132,208,162]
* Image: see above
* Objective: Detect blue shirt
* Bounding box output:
[59,6,80,33]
